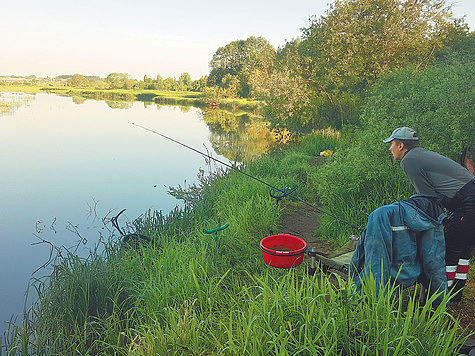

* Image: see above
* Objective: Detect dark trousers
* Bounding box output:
[444,179,475,301]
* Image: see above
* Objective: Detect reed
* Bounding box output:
[0,94,34,115]
[4,132,470,355]
[96,269,466,355]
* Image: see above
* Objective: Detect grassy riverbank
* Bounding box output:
[0,84,263,112]
[3,132,471,355]
[2,52,473,353]
[3,52,475,355]
[0,84,46,94]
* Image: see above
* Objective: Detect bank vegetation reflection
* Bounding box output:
[201,108,291,163]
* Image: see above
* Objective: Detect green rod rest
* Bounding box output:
[203,223,229,240]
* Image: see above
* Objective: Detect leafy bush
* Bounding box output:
[315,49,474,244]
[361,56,474,158]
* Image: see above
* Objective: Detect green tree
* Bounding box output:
[105,73,133,89]
[123,78,139,90]
[192,76,208,92]
[142,75,154,89]
[153,75,165,90]
[163,77,178,91]
[314,43,474,241]
[67,74,89,88]
[360,45,475,158]
[177,72,192,91]
[265,0,469,131]
[208,36,275,97]
[301,0,460,91]
[262,39,350,131]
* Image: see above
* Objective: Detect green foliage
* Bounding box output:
[57,72,201,92]
[263,0,470,132]
[304,0,455,90]
[262,66,312,130]
[177,72,192,90]
[66,73,89,88]
[7,129,470,354]
[261,39,330,131]
[191,75,208,92]
[314,45,474,243]
[105,72,138,89]
[208,36,276,98]
[361,51,474,157]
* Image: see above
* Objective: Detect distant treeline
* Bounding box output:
[56,74,102,81]
[55,0,472,133]
[61,72,207,93]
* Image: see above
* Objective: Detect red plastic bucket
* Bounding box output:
[260,234,307,268]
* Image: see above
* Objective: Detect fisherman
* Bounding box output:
[383,127,475,302]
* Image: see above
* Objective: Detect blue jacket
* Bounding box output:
[350,196,447,299]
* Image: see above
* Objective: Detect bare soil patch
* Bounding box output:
[280,202,475,338]
[279,201,335,256]
[448,279,475,334]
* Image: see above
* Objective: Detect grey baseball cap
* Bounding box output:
[383,127,419,143]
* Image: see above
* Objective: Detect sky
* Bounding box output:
[1,0,474,81]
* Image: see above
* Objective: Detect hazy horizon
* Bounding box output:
[1,0,474,81]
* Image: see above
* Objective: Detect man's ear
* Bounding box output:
[464,151,475,175]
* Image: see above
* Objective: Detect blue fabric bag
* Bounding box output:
[350,196,447,301]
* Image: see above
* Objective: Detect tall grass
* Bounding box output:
[96,270,465,355]
[3,132,470,355]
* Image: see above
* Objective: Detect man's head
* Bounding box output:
[383,127,419,160]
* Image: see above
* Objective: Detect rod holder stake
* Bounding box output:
[308,246,317,275]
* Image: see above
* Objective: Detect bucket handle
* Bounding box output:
[269,185,298,235]
[260,246,305,257]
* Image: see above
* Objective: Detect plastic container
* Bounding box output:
[260,233,307,268]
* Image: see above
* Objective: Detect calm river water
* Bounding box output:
[0,92,268,336]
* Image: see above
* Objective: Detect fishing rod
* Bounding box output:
[130,122,364,232]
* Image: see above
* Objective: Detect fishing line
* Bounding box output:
[131,122,277,189]
[130,122,363,232]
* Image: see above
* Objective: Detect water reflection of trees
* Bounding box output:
[72,96,87,105]
[105,101,133,109]
[153,103,193,113]
[201,109,274,162]
[142,101,154,108]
